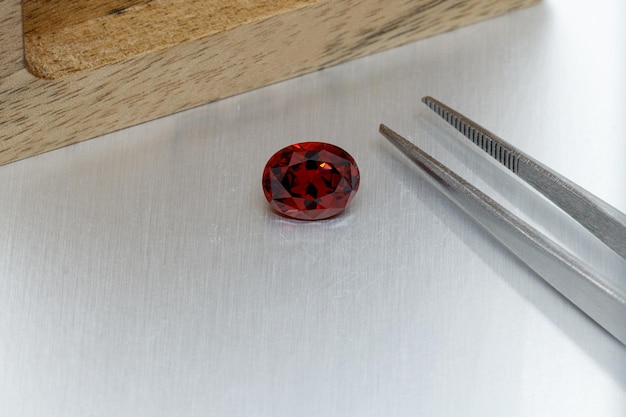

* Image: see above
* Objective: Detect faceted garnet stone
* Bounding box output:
[262,142,360,220]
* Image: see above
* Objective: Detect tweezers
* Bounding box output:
[380,96,626,345]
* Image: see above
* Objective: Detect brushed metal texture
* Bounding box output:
[421,95,626,261]
[380,123,626,345]
[1,0,626,416]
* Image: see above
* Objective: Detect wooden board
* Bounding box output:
[0,0,539,166]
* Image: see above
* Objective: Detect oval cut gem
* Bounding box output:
[262,142,360,220]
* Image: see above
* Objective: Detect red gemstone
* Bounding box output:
[262,142,360,220]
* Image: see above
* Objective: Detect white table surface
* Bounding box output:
[2,1,626,416]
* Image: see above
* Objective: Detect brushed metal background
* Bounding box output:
[1,0,626,416]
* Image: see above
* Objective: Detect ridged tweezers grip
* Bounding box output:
[379,123,626,345]
[422,96,626,261]
[422,97,520,173]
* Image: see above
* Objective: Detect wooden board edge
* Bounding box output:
[0,0,540,166]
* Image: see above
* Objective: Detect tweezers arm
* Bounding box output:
[421,96,626,260]
[380,124,626,346]
[517,158,626,260]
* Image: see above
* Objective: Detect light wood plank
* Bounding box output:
[0,0,539,166]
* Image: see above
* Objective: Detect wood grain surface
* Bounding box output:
[1,0,539,166]
[23,0,318,79]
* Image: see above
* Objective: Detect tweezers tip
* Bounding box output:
[421,96,436,105]
[378,123,398,143]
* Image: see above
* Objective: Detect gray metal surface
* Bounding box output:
[380,123,626,345]
[421,96,626,260]
[2,0,626,416]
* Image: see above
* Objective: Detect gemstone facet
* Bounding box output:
[262,142,360,220]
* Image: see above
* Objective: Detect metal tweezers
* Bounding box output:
[380,97,626,345]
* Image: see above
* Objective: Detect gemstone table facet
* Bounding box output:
[262,142,360,220]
